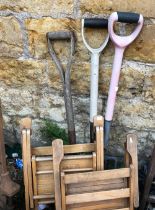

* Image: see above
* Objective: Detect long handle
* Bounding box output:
[104,47,124,146]
[104,12,143,146]
[47,31,76,144]
[64,78,76,144]
[82,19,109,143]
[90,52,100,143]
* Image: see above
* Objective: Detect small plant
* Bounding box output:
[40,120,69,145]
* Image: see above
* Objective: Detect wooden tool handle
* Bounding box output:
[52,139,64,210]
[47,31,76,144]
[94,116,104,170]
[126,133,139,207]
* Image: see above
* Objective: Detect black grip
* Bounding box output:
[84,18,108,28]
[117,12,140,24]
[47,31,71,40]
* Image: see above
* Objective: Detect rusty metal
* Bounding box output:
[0,100,20,197]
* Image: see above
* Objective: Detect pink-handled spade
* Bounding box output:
[104,12,144,146]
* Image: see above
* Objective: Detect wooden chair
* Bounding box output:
[21,116,104,210]
[59,134,138,210]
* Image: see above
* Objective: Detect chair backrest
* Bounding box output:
[59,133,138,210]
[61,165,134,210]
[21,116,104,207]
[31,143,98,206]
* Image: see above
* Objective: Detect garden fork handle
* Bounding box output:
[104,12,143,146]
[47,31,76,144]
[82,19,109,142]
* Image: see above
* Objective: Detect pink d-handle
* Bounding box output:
[104,12,143,146]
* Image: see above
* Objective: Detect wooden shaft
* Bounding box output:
[127,134,139,207]
[32,156,38,210]
[27,129,34,208]
[52,139,64,210]
[61,173,66,210]
[47,32,76,144]
[63,77,76,144]
[94,116,104,170]
[129,164,134,210]
[22,130,30,210]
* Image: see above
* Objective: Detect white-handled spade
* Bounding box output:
[82,18,109,142]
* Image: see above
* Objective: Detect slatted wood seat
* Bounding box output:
[59,134,138,210]
[31,144,98,208]
[61,167,134,210]
[21,116,104,210]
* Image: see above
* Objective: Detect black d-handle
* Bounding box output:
[117,12,140,24]
[47,31,72,40]
[84,18,108,28]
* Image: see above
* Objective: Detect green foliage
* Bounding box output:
[40,120,69,145]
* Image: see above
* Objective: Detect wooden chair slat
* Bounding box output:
[67,199,127,210]
[66,188,130,204]
[64,168,130,184]
[32,143,95,156]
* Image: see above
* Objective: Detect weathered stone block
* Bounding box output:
[26,18,155,63]
[143,75,155,103]
[39,93,66,121]
[0,58,46,86]
[0,17,23,58]
[126,25,155,63]
[114,97,155,130]
[80,0,155,18]
[0,85,69,145]
[25,18,74,59]
[0,0,73,16]
[0,86,39,117]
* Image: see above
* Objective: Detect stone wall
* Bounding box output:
[0,1,155,160]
